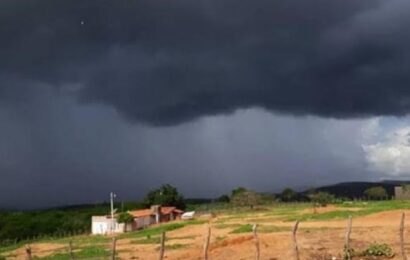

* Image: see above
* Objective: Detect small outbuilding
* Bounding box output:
[395,186,410,200]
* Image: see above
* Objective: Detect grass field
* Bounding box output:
[2,200,410,259]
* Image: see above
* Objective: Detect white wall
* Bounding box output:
[92,220,109,235]
[91,216,124,234]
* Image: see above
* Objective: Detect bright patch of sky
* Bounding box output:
[362,117,410,177]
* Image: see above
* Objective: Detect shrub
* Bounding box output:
[281,188,297,202]
[308,192,334,207]
[362,243,394,257]
[117,212,134,224]
[230,224,253,234]
[363,186,388,200]
[216,195,230,203]
[231,191,262,209]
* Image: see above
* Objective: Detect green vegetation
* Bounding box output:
[215,223,242,229]
[36,246,110,259]
[362,243,394,257]
[230,190,262,209]
[0,184,189,246]
[162,244,188,250]
[231,187,248,197]
[143,184,186,210]
[230,224,289,234]
[216,194,230,203]
[230,224,253,234]
[117,212,134,224]
[132,236,161,244]
[340,242,394,259]
[308,192,335,207]
[51,235,110,245]
[132,233,197,245]
[0,203,143,245]
[281,188,297,202]
[364,186,388,200]
[119,220,205,239]
[288,200,410,221]
[215,235,226,241]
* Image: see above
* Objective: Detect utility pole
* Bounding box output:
[110,192,117,234]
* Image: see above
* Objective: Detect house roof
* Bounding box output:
[128,209,153,218]
[127,207,184,218]
[160,206,175,215]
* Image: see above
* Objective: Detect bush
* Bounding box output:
[364,186,388,200]
[308,192,335,207]
[230,190,262,209]
[362,243,394,257]
[216,195,230,203]
[281,188,297,202]
[117,212,134,224]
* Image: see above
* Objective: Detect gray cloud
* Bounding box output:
[0,88,375,208]
[1,0,409,208]
[4,0,410,125]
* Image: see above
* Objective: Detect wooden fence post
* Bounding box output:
[159,232,166,260]
[25,244,32,260]
[111,237,117,260]
[344,216,352,260]
[401,212,408,260]
[69,240,75,260]
[292,221,300,260]
[253,224,260,260]
[203,225,211,260]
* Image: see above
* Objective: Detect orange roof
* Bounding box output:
[127,207,184,218]
[128,209,154,218]
[160,207,184,215]
[160,207,176,215]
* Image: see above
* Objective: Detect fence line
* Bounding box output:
[401,212,408,260]
[158,232,166,260]
[25,244,32,260]
[5,213,410,260]
[252,224,260,260]
[292,221,300,260]
[344,216,353,260]
[111,237,117,260]
[203,225,211,260]
[69,240,75,260]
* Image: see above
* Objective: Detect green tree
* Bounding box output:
[364,186,387,200]
[281,188,297,202]
[231,187,247,197]
[216,194,230,203]
[308,192,334,207]
[231,190,261,209]
[117,212,134,224]
[143,184,186,210]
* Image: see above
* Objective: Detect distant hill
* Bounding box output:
[308,181,410,199]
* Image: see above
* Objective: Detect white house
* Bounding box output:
[91,216,126,235]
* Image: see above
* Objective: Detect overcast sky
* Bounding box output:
[2,0,410,208]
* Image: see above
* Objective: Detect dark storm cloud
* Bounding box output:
[3,0,410,125]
